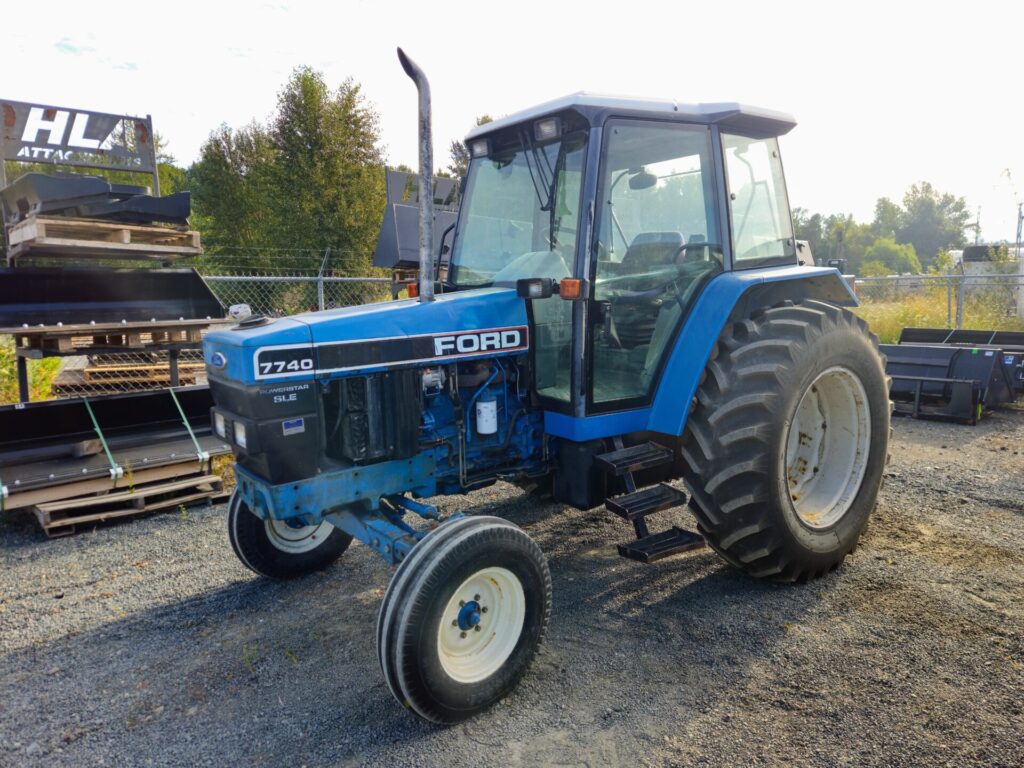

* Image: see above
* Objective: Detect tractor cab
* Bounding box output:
[448,95,801,417]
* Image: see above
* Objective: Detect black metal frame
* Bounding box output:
[888,374,981,424]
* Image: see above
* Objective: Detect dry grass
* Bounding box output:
[211,454,237,493]
[856,290,1024,344]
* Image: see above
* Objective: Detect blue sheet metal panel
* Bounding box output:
[647,265,853,437]
[543,407,650,441]
[233,454,438,523]
[299,287,526,344]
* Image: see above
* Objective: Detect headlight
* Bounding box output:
[214,412,226,438]
[233,422,247,449]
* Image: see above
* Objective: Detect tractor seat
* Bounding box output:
[621,231,685,272]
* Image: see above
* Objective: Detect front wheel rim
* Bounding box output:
[436,567,526,684]
[264,518,335,554]
[784,366,871,529]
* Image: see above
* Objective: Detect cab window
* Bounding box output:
[722,134,795,266]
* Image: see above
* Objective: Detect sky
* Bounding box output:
[3,0,1023,242]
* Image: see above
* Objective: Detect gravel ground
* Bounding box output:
[1,411,1022,767]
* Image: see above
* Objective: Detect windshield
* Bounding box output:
[449,128,588,287]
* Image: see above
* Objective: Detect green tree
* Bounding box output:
[931,248,954,274]
[823,213,873,272]
[871,197,902,239]
[792,207,826,261]
[859,259,892,277]
[864,236,921,274]
[896,182,969,270]
[986,244,1014,265]
[190,122,277,251]
[189,67,386,273]
[269,68,385,265]
[447,115,493,178]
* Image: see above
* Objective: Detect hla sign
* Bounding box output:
[1,100,156,173]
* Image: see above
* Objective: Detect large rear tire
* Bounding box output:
[227,491,352,579]
[681,300,889,582]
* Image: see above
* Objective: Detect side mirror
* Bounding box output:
[628,169,658,190]
[516,277,555,299]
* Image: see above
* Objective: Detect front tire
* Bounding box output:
[227,491,352,579]
[377,516,552,723]
[682,300,889,582]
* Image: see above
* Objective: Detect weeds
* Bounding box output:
[0,338,61,405]
[242,643,259,674]
[856,289,1024,343]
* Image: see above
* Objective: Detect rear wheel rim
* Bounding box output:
[436,567,525,684]
[264,518,335,554]
[784,366,871,529]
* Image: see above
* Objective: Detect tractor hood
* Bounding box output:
[203,287,529,386]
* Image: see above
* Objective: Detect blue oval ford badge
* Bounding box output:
[210,352,227,369]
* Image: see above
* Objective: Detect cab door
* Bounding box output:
[586,119,724,411]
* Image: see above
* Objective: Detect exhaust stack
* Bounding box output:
[397,47,434,303]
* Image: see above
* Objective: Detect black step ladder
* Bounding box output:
[596,438,704,563]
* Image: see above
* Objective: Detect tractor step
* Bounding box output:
[594,441,673,476]
[618,526,705,563]
[606,483,687,521]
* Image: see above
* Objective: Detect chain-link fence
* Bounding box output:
[854,267,1024,343]
[203,274,393,317]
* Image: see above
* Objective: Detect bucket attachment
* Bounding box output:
[898,327,1024,395]
[0,267,224,328]
[0,386,227,503]
[882,342,1016,424]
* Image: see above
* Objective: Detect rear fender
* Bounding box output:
[646,266,855,437]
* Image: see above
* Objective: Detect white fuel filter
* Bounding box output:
[475,398,498,435]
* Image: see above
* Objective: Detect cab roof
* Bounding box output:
[465,92,796,141]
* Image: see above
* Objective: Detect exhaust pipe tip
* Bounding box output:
[396,47,415,79]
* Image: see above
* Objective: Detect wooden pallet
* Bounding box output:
[7,320,220,356]
[4,458,213,511]
[51,370,202,396]
[31,473,224,537]
[6,215,202,261]
[82,362,206,384]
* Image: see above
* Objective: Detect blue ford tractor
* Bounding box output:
[203,50,889,724]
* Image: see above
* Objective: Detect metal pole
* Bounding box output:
[1,134,7,257]
[397,48,435,303]
[946,275,952,328]
[1016,203,1024,322]
[16,355,29,403]
[147,115,160,197]
[956,274,965,329]
[317,248,330,312]
[168,349,180,387]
